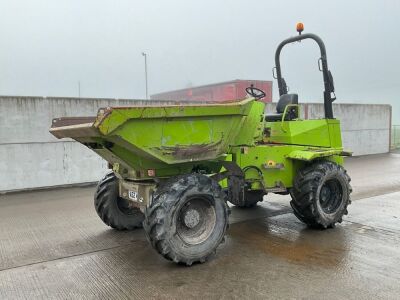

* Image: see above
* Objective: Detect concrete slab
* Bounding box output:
[0,153,400,299]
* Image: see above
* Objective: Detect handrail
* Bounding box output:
[275,33,335,119]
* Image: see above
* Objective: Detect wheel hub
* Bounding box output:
[319,179,343,214]
[176,197,216,245]
[183,209,200,228]
[320,186,330,203]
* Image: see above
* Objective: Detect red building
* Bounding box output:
[151,79,272,103]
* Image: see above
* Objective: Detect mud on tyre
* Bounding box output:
[290,160,352,229]
[143,173,229,265]
[94,172,144,230]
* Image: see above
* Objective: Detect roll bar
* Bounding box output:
[274,33,336,119]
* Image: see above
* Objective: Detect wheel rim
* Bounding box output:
[176,196,217,245]
[319,179,343,214]
[116,197,137,215]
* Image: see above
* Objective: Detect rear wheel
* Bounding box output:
[94,172,144,230]
[143,174,229,265]
[290,161,352,229]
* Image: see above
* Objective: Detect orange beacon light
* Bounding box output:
[296,22,304,34]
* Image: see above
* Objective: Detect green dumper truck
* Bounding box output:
[50,27,352,265]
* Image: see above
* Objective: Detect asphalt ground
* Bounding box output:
[0,153,400,299]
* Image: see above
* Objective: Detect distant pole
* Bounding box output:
[142,52,148,99]
[78,81,81,98]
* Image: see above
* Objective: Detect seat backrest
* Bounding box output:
[276,94,298,113]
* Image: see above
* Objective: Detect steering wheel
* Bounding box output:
[245,86,266,99]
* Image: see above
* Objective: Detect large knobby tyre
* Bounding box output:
[290,161,352,229]
[94,172,144,230]
[143,174,229,266]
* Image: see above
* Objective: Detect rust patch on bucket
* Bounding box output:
[154,140,223,159]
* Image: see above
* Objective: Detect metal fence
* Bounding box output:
[392,125,400,150]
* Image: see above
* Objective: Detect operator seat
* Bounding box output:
[265,93,298,122]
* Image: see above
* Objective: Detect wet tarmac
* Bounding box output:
[1,153,400,299]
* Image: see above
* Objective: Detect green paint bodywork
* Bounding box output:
[50,98,350,191]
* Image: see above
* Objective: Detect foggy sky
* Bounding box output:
[0,0,399,122]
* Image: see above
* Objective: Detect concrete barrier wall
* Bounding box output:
[0,96,182,192]
[0,96,391,192]
[307,103,391,156]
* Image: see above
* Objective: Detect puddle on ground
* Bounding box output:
[228,216,349,268]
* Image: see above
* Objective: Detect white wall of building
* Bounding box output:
[0,96,391,192]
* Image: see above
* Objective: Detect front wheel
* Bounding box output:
[143,174,229,265]
[290,161,352,229]
[94,172,144,230]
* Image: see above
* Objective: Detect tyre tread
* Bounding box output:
[143,174,228,265]
[290,161,352,229]
[94,172,144,230]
